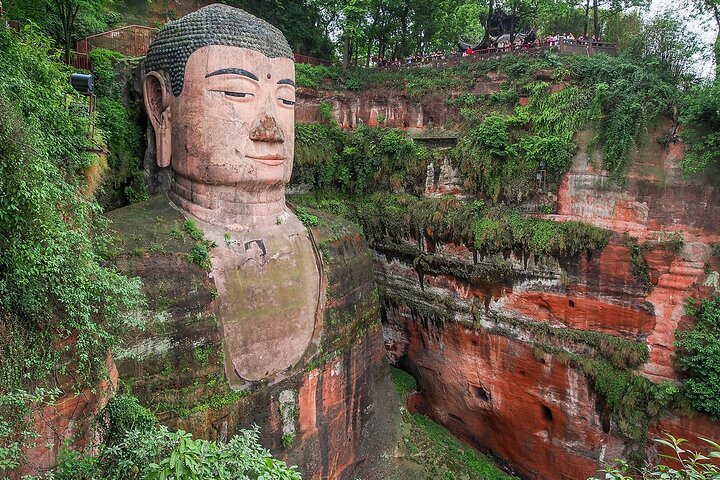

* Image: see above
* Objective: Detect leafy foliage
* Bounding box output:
[182,221,215,270]
[452,80,586,203]
[48,394,301,480]
[89,48,148,208]
[564,53,678,181]
[95,394,157,448]
[675,296,720,417]
[291,192,608,258]
[591,433,720,479]
[293,123,429,195]
[680,81,720,178]
[294,206,319,227]
[0,26,143,472]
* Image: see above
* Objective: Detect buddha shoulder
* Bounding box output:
[106,194,199,258]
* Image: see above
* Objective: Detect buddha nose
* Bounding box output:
[249,113,285,143]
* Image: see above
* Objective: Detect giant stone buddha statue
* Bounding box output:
[107,5,399,478]
[142,4,319,388]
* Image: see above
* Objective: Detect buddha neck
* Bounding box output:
[168,173,288,230]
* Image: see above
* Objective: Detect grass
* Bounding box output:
[390,367,517,480]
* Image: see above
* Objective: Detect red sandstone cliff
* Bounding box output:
[302,86,720,478]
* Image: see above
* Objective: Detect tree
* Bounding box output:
[227,0,335,59]
[47,0,110,65]
[641,9,703,82]
[583,0,649,40]
[680,81,720,177]
[685,0,720,77]
[675,296,720,417]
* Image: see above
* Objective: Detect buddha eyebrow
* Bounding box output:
[277,79,295,87]
[205,68,259,81]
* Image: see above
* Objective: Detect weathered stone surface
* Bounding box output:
[108,195,400,479]
[375,124,720,478]
[386,308,624,480]
[296,81,504,130]
[12,355,116,479]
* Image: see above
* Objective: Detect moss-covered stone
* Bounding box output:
[106,194,400,478]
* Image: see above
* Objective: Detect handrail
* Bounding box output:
[83,24,158,41]
[294,53,333,66]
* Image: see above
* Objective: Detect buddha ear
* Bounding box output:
[144,71,172,168]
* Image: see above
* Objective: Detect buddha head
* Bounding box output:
[144,4,296,223]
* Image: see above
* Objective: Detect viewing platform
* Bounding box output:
[379,38,618,71]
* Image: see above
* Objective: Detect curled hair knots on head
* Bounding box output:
[145,4,294,96]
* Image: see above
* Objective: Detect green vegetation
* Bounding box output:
[182,220,215,270]
[680,81,720,177]
[294,122,428,195]
[391,366,418,398]
[89,48,148,208]
[291,192,608,258]
[496,315,649,369]
[182,219,205,241]
[49,394,301,479]
[454,81,589,200]
[592,433,720,480]
[296,47,688,187]
[675,296,720,418]
[294,206,319,227]
[0,26,143,473]
[532,345,681,466]
[625,234,651,287]
[391,367,517,479]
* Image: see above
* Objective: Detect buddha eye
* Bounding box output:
[224,91,253,98]
[278,98,295,106]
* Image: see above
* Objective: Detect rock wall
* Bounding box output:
[295,73,507,130]
[11,356,116,479]
[372,124,720,478]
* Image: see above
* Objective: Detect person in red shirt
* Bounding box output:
[466,46,473,56]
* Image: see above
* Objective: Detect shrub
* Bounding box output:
[675,296,720,417]
[50,395,300,480]
[591,433,720,479]
[0,25,143,472]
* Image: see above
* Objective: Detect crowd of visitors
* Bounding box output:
[375,32,607,68]
[545,32,599,46]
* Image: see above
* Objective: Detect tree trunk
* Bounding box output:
[64,30,71,65]
[715,30,720,79]
[583,0,590,37]
[482,0,495,46]
[366,37,372,67]
[343,34,350,69]
[593,0,599,40]
[400,6,409,58]
[509,9,516,43]
[713,8,720,79]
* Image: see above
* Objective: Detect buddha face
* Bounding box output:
[145,45,296,192]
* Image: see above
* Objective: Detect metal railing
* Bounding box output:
[74,25,158,69]
[294,53,333,66]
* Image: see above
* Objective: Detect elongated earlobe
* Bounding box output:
[144,72,172,168]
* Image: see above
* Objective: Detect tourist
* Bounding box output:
[466,46,473,56]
